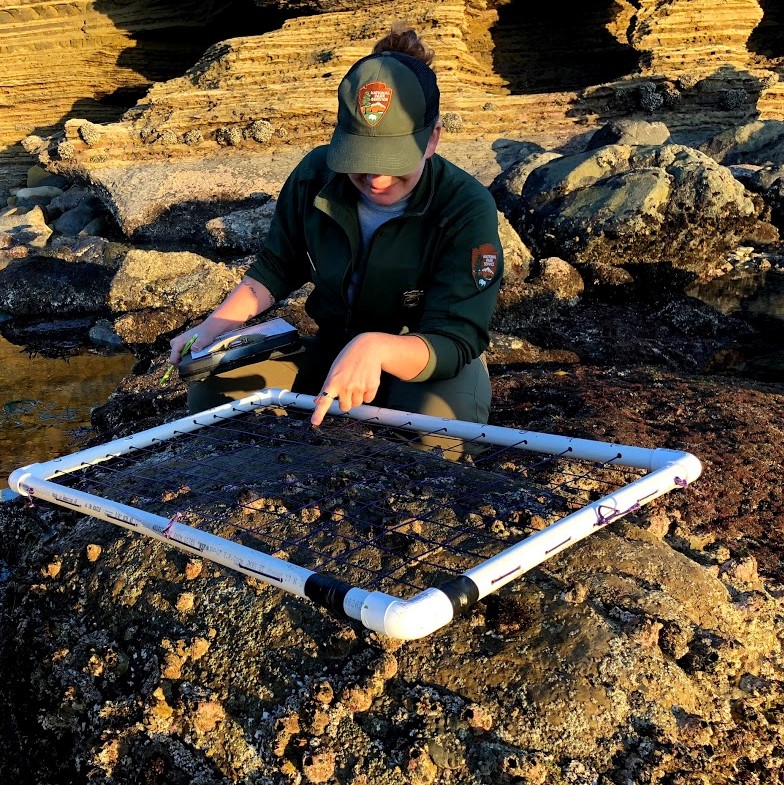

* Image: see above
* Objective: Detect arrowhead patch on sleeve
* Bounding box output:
[471,244,499,290]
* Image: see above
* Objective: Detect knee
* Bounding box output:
[187,381,230,414]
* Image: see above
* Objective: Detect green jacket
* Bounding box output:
[247,145,503,381]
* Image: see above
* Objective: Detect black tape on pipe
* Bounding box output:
[436,575,480,616]
[304,573,353,618]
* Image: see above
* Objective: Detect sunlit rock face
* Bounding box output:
[3,0,784,198]
[0,0,289,192]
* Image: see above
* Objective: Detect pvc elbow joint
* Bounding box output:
[361,588,456,640]
[649,448,703,483]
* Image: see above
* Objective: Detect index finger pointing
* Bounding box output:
[310,391,335,427]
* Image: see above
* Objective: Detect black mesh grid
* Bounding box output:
[48,404,643,599]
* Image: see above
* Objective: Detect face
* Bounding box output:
[348,123,442,206]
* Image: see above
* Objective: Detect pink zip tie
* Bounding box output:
[163,512,182,538]
[595,501,641,527]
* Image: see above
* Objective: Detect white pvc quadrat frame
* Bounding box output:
[8,388,702,640]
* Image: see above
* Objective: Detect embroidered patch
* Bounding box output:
[471,244,499,289]
[358,81,393,126]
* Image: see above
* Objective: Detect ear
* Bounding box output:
[424,121,442,159]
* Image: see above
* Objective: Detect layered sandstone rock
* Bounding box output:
[628,0,763,73]
[0,0,270,192]
[4,0,784,228]
[21,1,782,170]
[21,0,581,235]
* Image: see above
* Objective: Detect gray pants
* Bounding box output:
[187,337,491,457]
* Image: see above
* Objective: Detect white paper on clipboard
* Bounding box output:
[190,318,298,359]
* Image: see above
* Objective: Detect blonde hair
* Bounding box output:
[373,24,434,66]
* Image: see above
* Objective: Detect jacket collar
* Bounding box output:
[314,156,438,222]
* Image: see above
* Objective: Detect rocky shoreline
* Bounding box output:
[1,102,784,785]
[1,363,783,784]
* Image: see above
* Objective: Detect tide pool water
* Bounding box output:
[0,335,135,499]
[688,264,784,322]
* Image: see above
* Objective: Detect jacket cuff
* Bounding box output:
[408,333,459,382]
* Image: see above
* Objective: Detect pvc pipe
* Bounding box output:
[8,388,282,481]
[11,469,378,624]
[346,452,701,639]
[6,388,703,640]
[10,471,327,593]
[278,390,667,470]
[7,389,676,484]
[462,451,700,598]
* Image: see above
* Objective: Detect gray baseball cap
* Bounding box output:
[327,51,440,176]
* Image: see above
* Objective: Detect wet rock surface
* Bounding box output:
[2,54,784,785]
[1,357,783,785]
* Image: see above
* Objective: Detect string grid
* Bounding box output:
[50,404,645,599]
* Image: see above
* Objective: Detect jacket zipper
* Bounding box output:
[343,219,387,334]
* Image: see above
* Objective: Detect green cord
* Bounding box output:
[160,334,198,386]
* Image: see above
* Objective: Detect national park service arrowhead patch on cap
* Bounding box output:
[471,244,499,289]
[358,81,393,126]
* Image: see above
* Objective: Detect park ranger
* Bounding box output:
[169,28,503,452]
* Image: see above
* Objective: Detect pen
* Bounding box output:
[160,334,198,386]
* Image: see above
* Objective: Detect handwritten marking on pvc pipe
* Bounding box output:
[492,565,522,585]
[545,536,572,555]
[163,512,183,538]
[239,562,284,583]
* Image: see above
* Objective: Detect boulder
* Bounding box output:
[735,165,784,233]
[536,256,585,302]
[88,318,125,349]
[582,260,636,298]
[113,308,191,346]
[0,256,112,316]
[53,203,104,236]
[745,163,784,193]
[586,118,671,150]
[45,236,122,268]
[517,144,635,216]
[72,154,304,247]
[205,200,276,252]
[487,331,580,367]
[496,211,532,283]
[26,165,69,190]
[47,186,104,217]
[0,205,53,248]
[107,248,243,330]
[79,217,111,237]
[0,315,97,351]
[489,149,561,224]
[10,185,64,210]
[518,144,764,279]
[700,120,784,166]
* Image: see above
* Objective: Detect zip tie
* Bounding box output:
[595,501,641,527]
[163,512,183,539]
